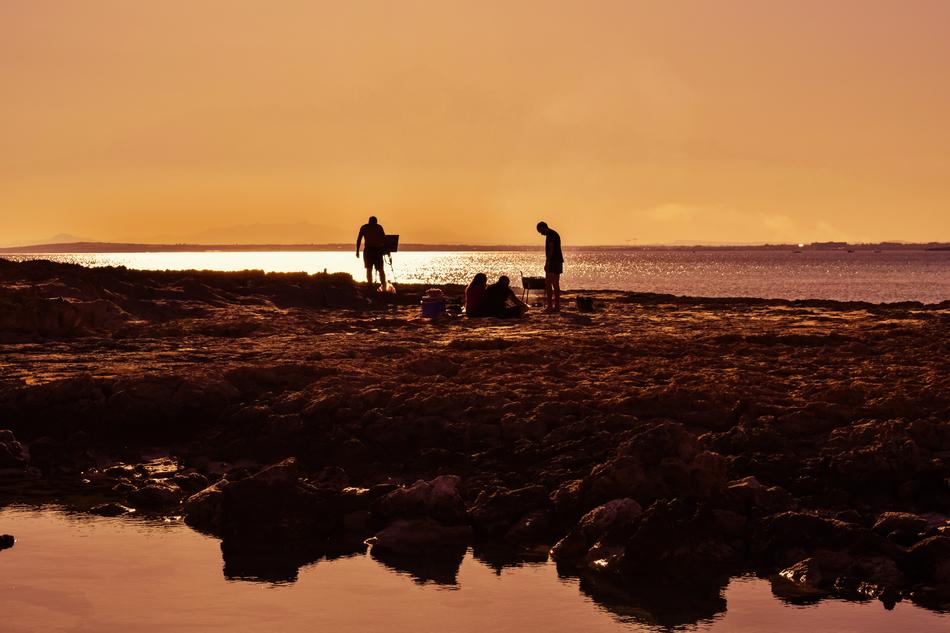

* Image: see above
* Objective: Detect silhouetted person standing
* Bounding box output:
[356,216,388,287]
[537,221,563,311]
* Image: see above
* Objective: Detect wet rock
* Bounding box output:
[908,536,950,583]
[0,534,14,550]
[753,512,856,565]
[468,485,550,538]
[373,475,466,525]
[128,481,183,510]
[90,502,135,517]
[773,558,827,597]
[873,511,928,534]
[504,510,551,545]
[173,471,210,494]
[579,422,728,511]
[192,458,346,553]
[621,499,739,585]
[0,429,27,468]
[873,511,929,546]
[183,478,229,533]
[726,476,795,515]
[103,464,138,479]
[552,498,642,566]
[500,413,547,441]
[368,518,473,557]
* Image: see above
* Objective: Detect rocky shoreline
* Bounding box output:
[1,258,949,622]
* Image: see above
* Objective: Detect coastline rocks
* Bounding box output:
[576,422,728,514]
[184,479,230,533]
[771,552,905,606]
[908,537,950,583]
[127,481,183,510]
[90,502,135,517]
[0,293,129,340]
[752,512,860,566]
[620,499,740,585]
[373,475,466,525]
[468,485,550,539]
[551,498,642,567]
[368,518,473,557]
[0,430,27,469]
[0,534,14,550]
[725,477,795,515]
[183,458,346,548]
[872,512,930,546]
[368,518,472,585]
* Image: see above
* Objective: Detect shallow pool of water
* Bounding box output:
[1,506,947,632]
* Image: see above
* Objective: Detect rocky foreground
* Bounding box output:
[1,258,949,623]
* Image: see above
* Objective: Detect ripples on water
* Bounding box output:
[1,507,947,633]
[5,250,950,303]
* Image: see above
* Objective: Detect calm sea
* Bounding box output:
[2,507,948,633]
[5,250,950,304]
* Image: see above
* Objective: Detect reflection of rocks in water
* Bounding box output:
[370,545,467,586]
[367,518,472,585]
[221,539,366,584]
[470,540,549,575]
[573,570,728,628]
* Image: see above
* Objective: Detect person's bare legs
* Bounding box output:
[545,273,561,311]
[365,265,374,284]
[377,263,387,290]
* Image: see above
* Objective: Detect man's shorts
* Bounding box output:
[545,261,563,275]
[363,247,386,269]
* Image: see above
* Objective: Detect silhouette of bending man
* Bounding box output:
[536,221,563,311]
[356,216,388,287]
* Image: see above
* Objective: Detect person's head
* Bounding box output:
[469,273,487,289]
[536,221,548,235]
[369,216,378,224]
[497,275,510,288]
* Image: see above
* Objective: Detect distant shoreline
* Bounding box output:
[2,241,949,254]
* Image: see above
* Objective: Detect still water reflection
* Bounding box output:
[1,507,947,632]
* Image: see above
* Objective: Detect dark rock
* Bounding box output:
[183,479,229,533]
[368,518,473,557]
[772,558,827,598]
[0,429,27,469]
[753,512,864,566]
[468,485,550,538]
[90,502,135,517]
[579,422,728,511]
[872,511,928,537]
[173,471,210,493]
[128,481,183,510]
[621,499,739,585]
[908,536,950,583]
[373,475,466,525]
[0,534,14,550]
[726,476,795,515]
[552,498,642,566]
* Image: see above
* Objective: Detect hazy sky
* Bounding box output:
[3,1,949,245]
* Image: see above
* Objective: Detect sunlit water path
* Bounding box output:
[5,250,950,303]
[1,507,948,632]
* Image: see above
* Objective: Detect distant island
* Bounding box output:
[1,240,949,254]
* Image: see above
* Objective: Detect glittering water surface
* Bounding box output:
[5,250,950,303]
[0,507,948,633]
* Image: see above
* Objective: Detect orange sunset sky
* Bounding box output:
[2,1,949,246]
